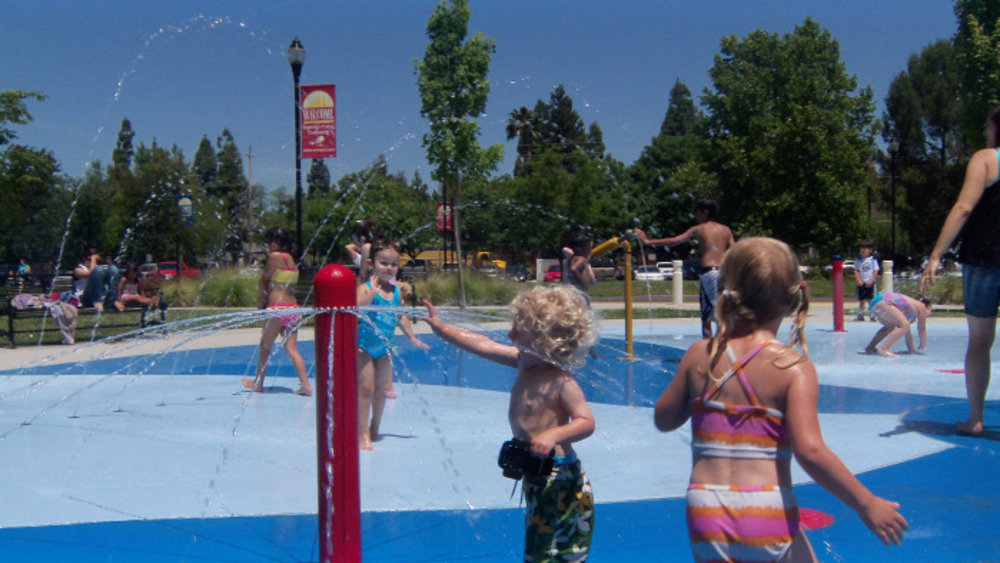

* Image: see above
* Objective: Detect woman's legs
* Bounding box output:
[960,316,996,435]
[282,328,312,396]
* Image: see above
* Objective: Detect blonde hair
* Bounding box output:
[510,285,598,366]
[710,237,809,369]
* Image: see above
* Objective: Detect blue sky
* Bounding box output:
[5,1,957,193]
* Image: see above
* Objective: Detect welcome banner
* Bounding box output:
[300,84,337,159]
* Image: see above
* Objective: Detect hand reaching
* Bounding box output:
[860,497,908,546]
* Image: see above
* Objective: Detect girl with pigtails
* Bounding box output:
[654,237,907,562]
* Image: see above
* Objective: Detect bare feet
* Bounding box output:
[294,386,313,397]
[93,302,104,313]
[956,420,984,437]
[876,347,900,358]
[241,378,263,392]
[360,432,373,451]
[384,388,397,399]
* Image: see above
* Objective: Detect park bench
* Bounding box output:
[0,274,168,348]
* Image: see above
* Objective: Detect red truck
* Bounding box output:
[157,261,202,280]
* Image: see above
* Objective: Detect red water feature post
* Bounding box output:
[831,257,846,332]
[313,264,362,562]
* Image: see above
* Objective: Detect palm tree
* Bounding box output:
[505,106,538,161]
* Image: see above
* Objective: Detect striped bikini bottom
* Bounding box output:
[686,482,800,562]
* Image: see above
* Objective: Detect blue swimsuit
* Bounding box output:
[358,282,400,360]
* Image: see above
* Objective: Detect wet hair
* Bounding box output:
[510,285,599,367]
[695,198,720,221]
[568,234,592,255]
[351,218,383,244]
[264,227,293,253]
[986,105,1000,149]
[917,295,932,309]
[710,237,809,370]
[368,238,402,261]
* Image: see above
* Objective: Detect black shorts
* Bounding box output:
[857,285,875,301]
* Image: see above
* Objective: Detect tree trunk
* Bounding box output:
[453,176,467,309]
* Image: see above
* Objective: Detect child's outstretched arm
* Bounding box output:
[786,361,909,546]
[398,315,430,350]
[423,300,518,368]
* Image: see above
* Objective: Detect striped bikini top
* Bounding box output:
[689,341,791,460]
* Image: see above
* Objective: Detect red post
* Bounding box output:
[831,257,846,332]
[313,264,362,562]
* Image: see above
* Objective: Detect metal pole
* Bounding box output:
[294,72,304,262]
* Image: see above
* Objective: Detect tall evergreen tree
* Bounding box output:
[192,135,217,187]
[307,158,332,198]
[660,80,701,136]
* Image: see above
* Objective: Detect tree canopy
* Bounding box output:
[702,18,878,254]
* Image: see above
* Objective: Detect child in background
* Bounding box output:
[654,237,907,562]
[345,218,383,283]
[864,293,932,358]
[562,234,597,304]
[357,240,429,449]
[854,240,880,321]
[423,285,599,562]
[242,227,312,396]
[115,265,159,311]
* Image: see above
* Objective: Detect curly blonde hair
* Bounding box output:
[710,237,810,370]
[510,285,599,366]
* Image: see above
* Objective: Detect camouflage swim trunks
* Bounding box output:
[522,457,594,562]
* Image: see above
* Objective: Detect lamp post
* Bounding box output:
[889,140,899,260]
[287,37,306,262]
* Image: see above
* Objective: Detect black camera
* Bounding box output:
[497,439,554,482]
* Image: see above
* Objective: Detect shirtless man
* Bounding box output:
[634,198,734,338]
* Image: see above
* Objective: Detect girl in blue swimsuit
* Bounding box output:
[356,239,428,450]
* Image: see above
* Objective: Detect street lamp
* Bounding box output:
[889,140,899,260]
[287,37,306,262]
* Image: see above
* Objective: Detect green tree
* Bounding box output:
[701,18,878,254]
[954,0,1000,146]
[415,0,504,307]
[0,90,67,263]
[213,129,248,261]
[307,158,332,198]
[192,135,217,187]
[883,39,967,257]
[660,80,702,136]
[630,79,711,250]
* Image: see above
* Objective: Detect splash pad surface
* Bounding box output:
[1,319,998,562]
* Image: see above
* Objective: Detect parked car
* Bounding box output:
[822,260,855,276]
[590,257,618,281]
[400,258,431,278]
[478,264,500,277]
[157,261,202,280]
[503,264,529,283]
[138,263,160,279]
[633,265,667,282]
[655,261,675,279]
[544,263,562,283]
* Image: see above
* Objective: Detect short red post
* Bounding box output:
[831,257,846,332]
[313,264,362,562]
